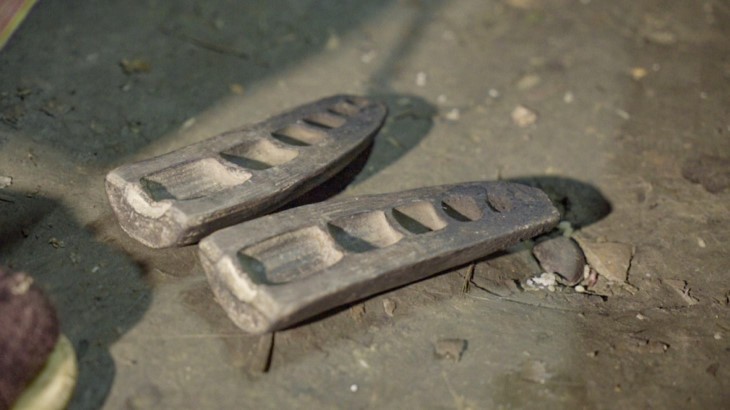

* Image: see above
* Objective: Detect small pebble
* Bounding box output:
[229,83,245,96]
[0,176,12,189]
[516,74,541,90]
[511,105,538,127]
[488,88,500,98]
[630,67,648,80]
[532,237,586,286]
[636,313,647,321]
[697,237,706,248]
[444,108,460,121]
[382,298,396,317]
[714,332,722,340]
[182,117,196,129]
[563,92,574,103]
[615,109,631,120]
[434,338,467,362]
[361,50,376,64]
[416,72,427,87]
[350,384,358,393]
[325,33,340,50]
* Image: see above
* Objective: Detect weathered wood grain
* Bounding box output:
[105,95,387,248]
[199,182,560,334]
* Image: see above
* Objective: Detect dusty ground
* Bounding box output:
[1,0,729,408]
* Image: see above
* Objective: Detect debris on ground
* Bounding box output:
[516,74,541,90]
[618,337,670,354]
[0,175,12,189]
[119,58,151,75]
[229,83,245,96]
[630,67,648,80]
[573,236,633,283]
[48,238,65,249]
[532,236,586,286]
[643,30,677,46]
[662,279,700,305]
[524,272,558,292]
[520,360,549,384]
[434,338,467,362]
[40,99,71,118]
[682,155,730,193]
[557,221,574,237]
[511,105,538,127]
[415,71,427,87]
[1,104,26,128]
[350,304,367,322]
[444,108,460,121]
[382,298,396,317]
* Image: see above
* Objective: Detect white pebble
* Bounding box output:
[445,108,460,121]
[182,117,196,129]
[416,71,427,87]
[575,285,586,293]
[714,332,722,340]
[361,50,376,64]
[350,384,358,392]
[563,92,574,104]
[488,88,500,98]
[697,237,706,248]
[0,176,12,189]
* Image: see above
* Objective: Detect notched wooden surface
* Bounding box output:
[105,95,387,248]
[200,181,560,334]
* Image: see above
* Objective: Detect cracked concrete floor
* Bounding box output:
[1,0,729,408]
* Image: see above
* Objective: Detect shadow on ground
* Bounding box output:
[285,93,437,207]
[0,191,151,409]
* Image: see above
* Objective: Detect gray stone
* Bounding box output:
[532,236,586,285]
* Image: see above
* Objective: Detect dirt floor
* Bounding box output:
[1,0,729,408]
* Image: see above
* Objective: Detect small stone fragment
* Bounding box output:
[229,83,245,96]
[525,272,558,290]
[644,30,677,45]
[630,67,648,80]
[532,237,586,286]
[697,237,706,248]
[0,176,12,189]
[415,71,427,87]
[516,74,541,90]
[325,33,340,50]
[557,221,574,237]
[511,105,538,127]
[48,238,65,249]
[444,108,460,121]
[350,304,366,322]
[120,58,151,75]
[434,338,467,362]
[574,238,632,283]
[40,99,71,117]
[382,298,396,317]
[682,155,730,193]
[662,279,699,305]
